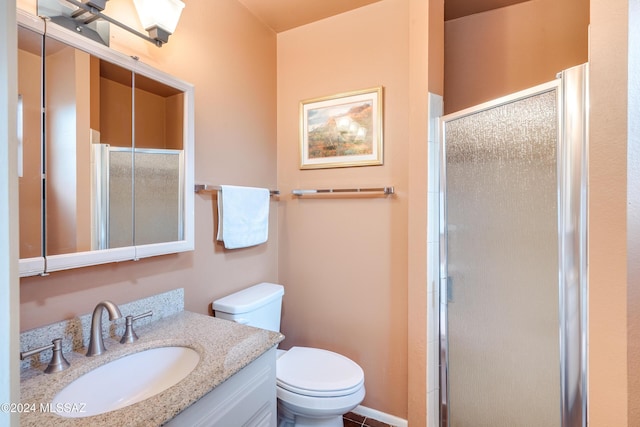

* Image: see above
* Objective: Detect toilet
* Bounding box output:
[212,283,365,427]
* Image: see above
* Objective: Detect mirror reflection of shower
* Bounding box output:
[92,144,184,250]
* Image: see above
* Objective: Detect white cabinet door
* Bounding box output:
[166,347,277,427]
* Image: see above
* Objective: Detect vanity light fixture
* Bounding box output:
[133,0,185,45]
[38,0,185,47]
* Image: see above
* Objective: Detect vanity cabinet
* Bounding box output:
[17,10,194,276]
[166,347,277,427]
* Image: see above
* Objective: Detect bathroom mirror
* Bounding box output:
[18,10,194,275]
[17,15,45,276]
[132,74,185,247]
[44,36,135,257]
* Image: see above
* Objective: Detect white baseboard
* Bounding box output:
[352,405,408,427]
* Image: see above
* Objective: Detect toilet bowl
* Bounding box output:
[276,347,365,427]
[212,283,366,427]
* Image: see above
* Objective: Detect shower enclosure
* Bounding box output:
[439,64,588,427]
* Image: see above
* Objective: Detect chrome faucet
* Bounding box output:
[86,300,122,357]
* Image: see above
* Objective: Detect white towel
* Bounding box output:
[217,185,270,249]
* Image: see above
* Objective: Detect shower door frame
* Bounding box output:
[438,64,588,427]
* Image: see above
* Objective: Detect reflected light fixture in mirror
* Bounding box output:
[38,0,185,47]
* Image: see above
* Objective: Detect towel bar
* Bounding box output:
[291,186,394,196]
[194,184,280,196]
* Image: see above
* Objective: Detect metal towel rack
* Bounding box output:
[194,184,280,196]
[291,186,395,196]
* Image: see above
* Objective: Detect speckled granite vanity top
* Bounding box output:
[20,311,283,426]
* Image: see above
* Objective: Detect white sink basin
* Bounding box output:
[52,346,200,418]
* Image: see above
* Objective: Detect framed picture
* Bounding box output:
[299,86,383,169]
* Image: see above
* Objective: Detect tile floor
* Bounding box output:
[343,411,397,427]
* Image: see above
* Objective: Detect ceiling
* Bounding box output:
[445,0,530,21]
[236,0,383,33]
[236,0,532,33]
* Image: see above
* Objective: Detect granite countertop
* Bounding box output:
[20,311,284,426]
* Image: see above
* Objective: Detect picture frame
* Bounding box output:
[299,86,383,169]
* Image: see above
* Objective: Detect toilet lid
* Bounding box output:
[276,347,364,397]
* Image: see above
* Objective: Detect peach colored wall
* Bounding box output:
[20,0,278,332]
[408,0,442,425]
[277,0,419,418]
[90,56,100,131]
[44,45,82,255]
[444,0,589,114]
[589,0,629,424]
[41,45,93,255]
[165,94,184,150]
[74,49,92,254]
[134,89,167,149]
[428,0,444,95]
[100,78,132,147]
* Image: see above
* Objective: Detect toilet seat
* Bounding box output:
[276,347,364,398]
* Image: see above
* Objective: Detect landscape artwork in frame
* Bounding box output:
[299,87,383,169]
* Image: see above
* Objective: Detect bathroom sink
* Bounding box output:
[52,346,200,418]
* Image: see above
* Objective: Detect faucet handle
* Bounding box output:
[120,311,153,344]
[20,338,70,374]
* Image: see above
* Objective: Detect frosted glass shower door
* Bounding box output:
[442,88,561,427]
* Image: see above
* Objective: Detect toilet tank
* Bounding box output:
[212,283,284,332]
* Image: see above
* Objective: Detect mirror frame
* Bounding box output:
[18,9,194,276]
